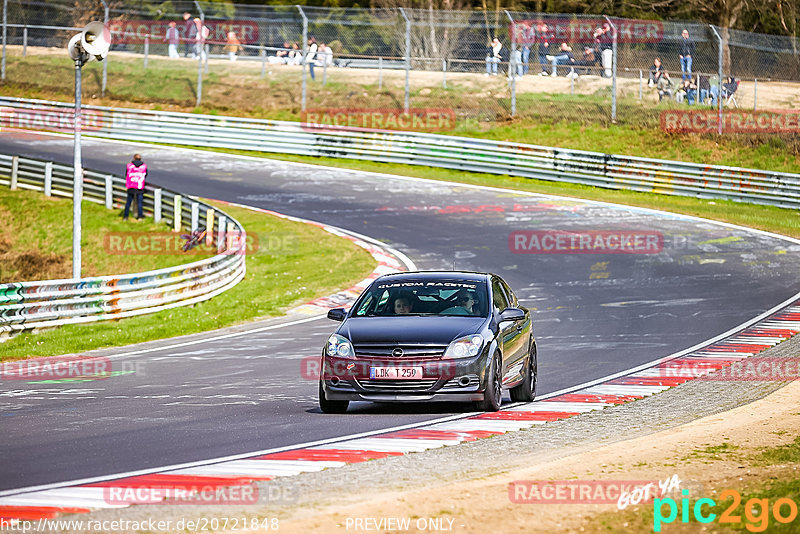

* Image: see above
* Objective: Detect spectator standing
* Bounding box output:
[679,29,695,81]
[165,21,180,59]
[224,31,243,61]
[520,21,532,75]
[485,37,502,76]
[194,18,209,62]
[306,37,318,80]
[182,12,195,58]
[536,22,552,75]
[594,23,613,77]
[123,154,147,221]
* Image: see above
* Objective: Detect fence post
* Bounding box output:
[204,44,209,74]
[570,74,574,95]
[378,56,383,89]
[2,0,7,82]
[639,69,643,101]
[604,16,617,124]
[260,46,266,78]
[101,0,108,97]
[174,194,182,232]
[44,161,52,196]
[194,0,204,108]
[442,59,447,89]
[709,25,723,135]
[323,62,328,86]
[217,215,226,252]
[298,5,308,113]
[154,188,162,222]
[104,175,113,208]
[144,36,149,69]
[205,208,214,246]
[23,26,27,57]
[399,8,411,113]
[753,78,757,110]
[227,221,236,251]
[505,10,516,118]
[191,201,199,232]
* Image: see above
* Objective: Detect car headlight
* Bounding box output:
[443,334,484,359]
[327,334,355,359]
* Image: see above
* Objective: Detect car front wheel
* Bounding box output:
[319,380,349,414]
[475,353,502,412]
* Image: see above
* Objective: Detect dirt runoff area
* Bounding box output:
[270,380,800,534]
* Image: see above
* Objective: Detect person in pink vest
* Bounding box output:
[124,154,147,221]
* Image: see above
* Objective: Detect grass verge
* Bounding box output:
[0,196,376,360]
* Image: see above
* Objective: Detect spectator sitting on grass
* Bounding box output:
[679,78,698,105]
[571,47,599,75]
[319,43,333,67]
[545,43,575,77]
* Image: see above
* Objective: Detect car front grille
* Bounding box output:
[353,343,448,359]
[355,378,438,392]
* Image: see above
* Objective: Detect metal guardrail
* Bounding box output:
[0,152,246,335]
[1,97,799,209]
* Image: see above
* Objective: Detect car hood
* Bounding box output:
[340,316,488,345]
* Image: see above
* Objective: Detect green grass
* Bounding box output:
[1,197,376,360]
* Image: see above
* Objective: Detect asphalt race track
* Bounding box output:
[2,131,799,492]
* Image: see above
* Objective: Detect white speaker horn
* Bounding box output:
[81,21,110,61]
[67,34,85,61]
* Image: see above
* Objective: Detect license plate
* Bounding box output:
[369,366,423,380]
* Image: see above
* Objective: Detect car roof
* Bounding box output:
[374,271,493,284]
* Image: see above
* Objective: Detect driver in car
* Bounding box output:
[393,294,415,315]
[441,289,476,315]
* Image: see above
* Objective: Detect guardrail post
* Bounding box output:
[23,26,27,57]
[205,208,214,246]
[191,201,199,232]
[227,221,236,252]
[9,155,17,190]
[173,194,182,232]
[154,188,162,222]
[217,215,226,252]
[143,36,149,70]
[44,161,52,196]
[104,175,113,208]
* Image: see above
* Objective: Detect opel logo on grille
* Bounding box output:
[392,347,404,357]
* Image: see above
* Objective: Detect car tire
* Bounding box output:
[475,353,502,412]
[318,380,349,414]
[510,341,537,402]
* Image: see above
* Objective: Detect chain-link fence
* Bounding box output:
[2,1,799,134]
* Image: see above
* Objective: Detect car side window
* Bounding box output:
[500,279,518,307]
[491,278,509,312]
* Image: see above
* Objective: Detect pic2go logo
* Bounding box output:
[654,489,799,532]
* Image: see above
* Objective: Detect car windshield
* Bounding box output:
[353,279,489,317]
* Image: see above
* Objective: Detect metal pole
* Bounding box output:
[194,1,204,107]
[753,78,757,110]
[143,35,149,69]
[2,0,7,81]
[378,56,383,89]
[260,46,266,78]
[505,10,516,117]
[204,43,209,74]
[399,8,410,113]
[23,26,26,57]
[101,0,108,97]
[297,5,308,112]
[73,58,83,279]
[604,16,617,123]
[323,62,327,86]
[442,59,446,89]
[710,25,723,135]
[639,69,642,101]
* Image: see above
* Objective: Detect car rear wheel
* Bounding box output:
[510,341,537,402]
[475,353,502,412]
[319,380,349,414]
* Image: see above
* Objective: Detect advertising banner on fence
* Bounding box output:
[107,20,259,45]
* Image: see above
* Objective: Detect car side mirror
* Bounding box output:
[327,308,346,322]
[499,307,525,322]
